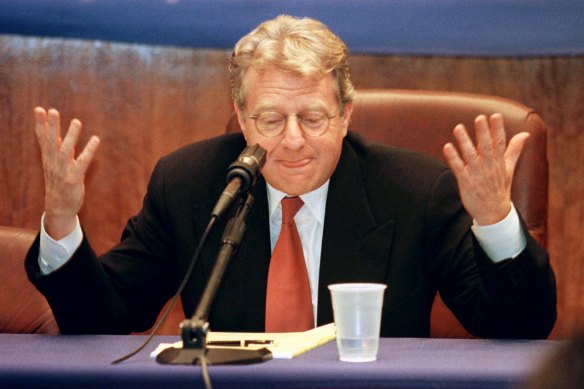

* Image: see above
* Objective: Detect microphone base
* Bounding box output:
[156,346,272,365]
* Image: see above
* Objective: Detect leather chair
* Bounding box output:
[0,226,59,334]
[226,88,549,338]
[2,89,548,338]
[0,224,185,335]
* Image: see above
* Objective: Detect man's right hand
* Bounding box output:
[34,107,100,240]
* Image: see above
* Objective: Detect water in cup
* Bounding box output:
[337,337,379,362]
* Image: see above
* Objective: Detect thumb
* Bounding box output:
[505,132,530,170]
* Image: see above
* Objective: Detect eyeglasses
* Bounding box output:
[248,111,337,137]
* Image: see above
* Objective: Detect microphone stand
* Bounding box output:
[156,194,272,365]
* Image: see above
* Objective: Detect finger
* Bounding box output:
[47,108,62,150]
[474,114,493,160]
[452,123,479,168]
[489,113,507,157]
[34,107,49,150]
[75,135,101,174]
[505,132,530,172]
[443,142,466,179]
[60,119,83,159]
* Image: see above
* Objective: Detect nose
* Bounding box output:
[280,115,305,147]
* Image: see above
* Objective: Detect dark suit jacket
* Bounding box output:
[26,132,556,338]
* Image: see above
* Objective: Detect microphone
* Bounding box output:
[211,143,267,218]
[157,149,271,366]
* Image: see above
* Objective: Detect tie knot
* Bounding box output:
[281,196,304,224]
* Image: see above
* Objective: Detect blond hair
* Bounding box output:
[230,15,355,113]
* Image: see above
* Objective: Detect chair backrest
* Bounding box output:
[226,88,549,338]
[0,226,59,334]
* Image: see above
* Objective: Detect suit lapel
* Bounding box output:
[317,139,394,325]
[191,170,272,331]
[224,177,272,328]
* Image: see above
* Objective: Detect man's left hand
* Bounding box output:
[443,113,529,225]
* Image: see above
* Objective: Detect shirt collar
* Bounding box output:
[266,180,329,224]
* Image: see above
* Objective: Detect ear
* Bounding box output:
[340,102,353,137]
[233,101,247,132]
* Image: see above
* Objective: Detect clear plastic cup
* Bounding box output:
[328,283,387,362]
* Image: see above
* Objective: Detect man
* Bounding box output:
[26,15,556,338]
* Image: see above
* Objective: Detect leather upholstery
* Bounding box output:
[227,88,549,338]
[0,226,59,334]
[0,224,183,335]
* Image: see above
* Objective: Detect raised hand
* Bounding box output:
[442,113,529,225]
[34,107,100,239]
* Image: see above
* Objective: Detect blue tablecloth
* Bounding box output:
[1,0,583,57]
[0,334,560,389]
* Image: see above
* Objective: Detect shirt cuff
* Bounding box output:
[470,203,526,262]
[38,213,83,274]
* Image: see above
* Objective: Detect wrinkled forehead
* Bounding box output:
[240,66,340,110]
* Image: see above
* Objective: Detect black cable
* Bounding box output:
[111,216,218,365]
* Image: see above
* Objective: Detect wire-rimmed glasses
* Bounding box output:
[248,111,337,137]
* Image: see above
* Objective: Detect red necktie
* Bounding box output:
[265,196,314,332]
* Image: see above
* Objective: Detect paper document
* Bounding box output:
[151,322,336,359]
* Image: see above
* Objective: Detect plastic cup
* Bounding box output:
[328,283,387,362]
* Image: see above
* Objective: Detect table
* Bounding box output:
[0,334,559,389]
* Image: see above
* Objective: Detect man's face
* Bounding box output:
[235,67,352,196]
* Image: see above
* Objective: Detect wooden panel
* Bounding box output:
[0,36,233,254]
[1,35,583,339]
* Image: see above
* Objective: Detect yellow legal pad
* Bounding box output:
[151,322,336,359]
